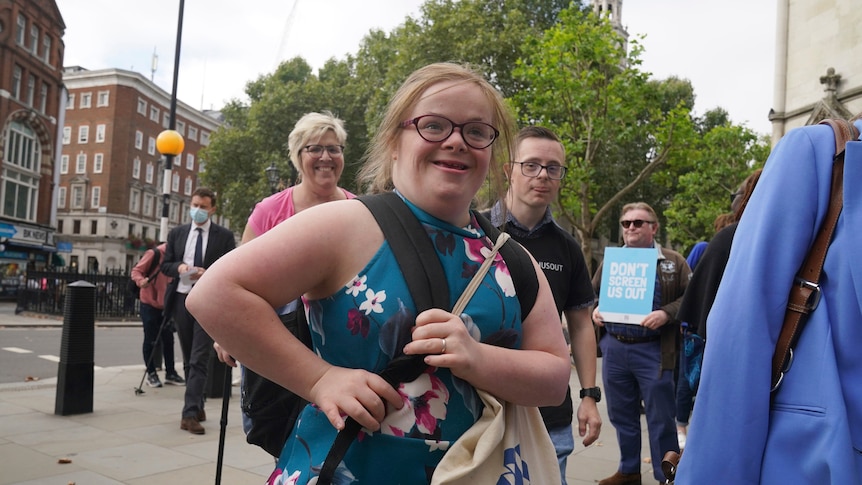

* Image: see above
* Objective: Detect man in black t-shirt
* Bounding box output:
[489,126,601,484]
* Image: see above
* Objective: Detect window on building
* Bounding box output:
[198,160,206,173]
[172,172,179,192]
[90,186,101,208]
[11,66,22,100]
[184,176,192,195]
[128,223,136,237]
[130,189,141,213]
[150,106,159,122]
[137,98,147,115]
[176,121,185,135]
[80,92,92,109]
[173,153,181,166]
[72,220,81,234]
[143,193,153,216]
[75,153,86,174]
[146,163,154,184]
[39,83,48,113]
[93,153,103,173]
[148,136,156,155]
[60,155,69,174]
[26,75,35,106]
[57,219,64,233]
[95,124,105,143]
[132,157,141,179]
[29,24,39,54]
[62,126,71,145]
[170,201,178,222]
[16,14,26,46]
[200,131,210,145]
[142,226,149,240]
[187,126,198,141]
[186,153,194,170]
[90,220,98,235]
[57,186,66,208]
[2,121,41,221]
[71,186,84,209]
[163,112,169,128]
[42,35,51,64]
[67,93,74,109]
[181,202,189,224]
[78,125,89,143]
[135,130,143,150]
[97,90,109,107]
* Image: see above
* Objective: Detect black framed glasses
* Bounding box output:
[620,219,654,229]
[401,114,499,150]
[303,145,344,157]
[730,190,743,204]
[512,161,567,180]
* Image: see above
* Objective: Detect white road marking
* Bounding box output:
[2,347,33,354]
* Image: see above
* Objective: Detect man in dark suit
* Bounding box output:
[161,187,236,434]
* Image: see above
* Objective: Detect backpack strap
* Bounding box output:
[771,118,859,393]
[145,248,161,280]
[319,193,449,484]
[473,211,539,318]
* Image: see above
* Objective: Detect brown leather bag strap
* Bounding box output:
[770,119,859,392]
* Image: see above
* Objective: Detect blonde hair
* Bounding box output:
[620,202,658,223]
[358,62,515,202]
[287,111,348,178]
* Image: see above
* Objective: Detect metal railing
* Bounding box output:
[16,268,139,319]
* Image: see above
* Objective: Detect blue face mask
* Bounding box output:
[189,207,209,224]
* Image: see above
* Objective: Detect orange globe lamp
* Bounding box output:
[156,129,185,156]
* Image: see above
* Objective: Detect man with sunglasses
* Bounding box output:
[590,202,690,485]
[488,126,601,484]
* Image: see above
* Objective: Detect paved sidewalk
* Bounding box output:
[1,303,658,484]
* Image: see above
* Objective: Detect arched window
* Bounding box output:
[2,121,41,220]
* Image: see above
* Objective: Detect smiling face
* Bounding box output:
[299,129,344,192]
[508,136,565,211]
[391,80,495,225]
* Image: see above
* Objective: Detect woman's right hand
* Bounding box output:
[309,366,404,432]
[592,307,605,327]
[212,341,237,367]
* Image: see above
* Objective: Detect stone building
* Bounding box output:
[57,67,224,272]
[0,0,65,298]
[770,0,862,144]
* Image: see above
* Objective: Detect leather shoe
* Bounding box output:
[598,471,641,485]
[197,409,206,422]
[181,416,205,435]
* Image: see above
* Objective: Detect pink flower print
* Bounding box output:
[267,468,300,485]
[382,371,449,437]
[494,261,515,297]
[345,275,367,297]
[463,238,487,264]
[359,288,386,315]
[346,308,370,337]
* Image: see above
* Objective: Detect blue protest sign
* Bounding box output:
[599,247,656,324]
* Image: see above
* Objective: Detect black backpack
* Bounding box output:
[241,192,538,461]
[127,248,161,300]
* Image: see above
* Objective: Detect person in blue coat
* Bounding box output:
[676,117,862,484]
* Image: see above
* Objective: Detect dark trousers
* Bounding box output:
[141,303,175,374]
[600,332,679,482]
[172,292,213,418]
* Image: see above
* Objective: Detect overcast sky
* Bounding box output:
[55,0,776,134]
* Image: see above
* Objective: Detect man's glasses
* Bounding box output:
[512,161,567,180]
[730,190,743,204]
[304,145,344,157]
[401,115,499,150]
[620,219,654,229]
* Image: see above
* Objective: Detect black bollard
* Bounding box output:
[55,280,95,415]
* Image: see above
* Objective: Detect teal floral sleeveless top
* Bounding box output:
[267,197,523,485]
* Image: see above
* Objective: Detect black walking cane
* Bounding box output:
[214,361,232,485]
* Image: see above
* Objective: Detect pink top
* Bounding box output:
[247,186,355,236]
[131,243,170,309]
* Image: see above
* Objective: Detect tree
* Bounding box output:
[511,7,697,270]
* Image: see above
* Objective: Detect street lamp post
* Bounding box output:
[265,161,280,194]
[157,0,186,242]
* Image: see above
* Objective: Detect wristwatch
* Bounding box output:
[579,387,601,403]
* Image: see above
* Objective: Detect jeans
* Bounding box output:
[140,303,175,374]
[547,423,574,485]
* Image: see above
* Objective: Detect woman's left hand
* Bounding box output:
[404,308,476,376]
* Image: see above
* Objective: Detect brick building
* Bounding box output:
[57,67,225,273]
[0,0,65,298]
